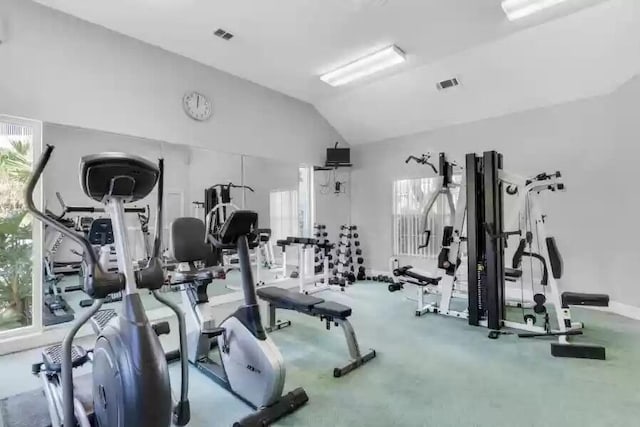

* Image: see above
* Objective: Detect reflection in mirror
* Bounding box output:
[0,118,37,334]
[314,167,351,242]
[41,123,169,326]
[240,155,300,286]
[39,123,245,327]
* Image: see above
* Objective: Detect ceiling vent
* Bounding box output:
[213,28,234,41]
[436,78,460,91]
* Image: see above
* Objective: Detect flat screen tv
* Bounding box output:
[326,147,350,165]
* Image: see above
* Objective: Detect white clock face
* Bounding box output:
[183,91,212,121]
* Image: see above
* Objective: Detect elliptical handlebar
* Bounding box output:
[152,159,164,259]
[26,145,125,298]
[26,145,100,268]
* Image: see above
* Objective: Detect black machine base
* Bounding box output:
[233,387,309,427]
[333,349,377,378]
[551,342,606,360]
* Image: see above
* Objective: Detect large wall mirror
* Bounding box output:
[1,118,353,352]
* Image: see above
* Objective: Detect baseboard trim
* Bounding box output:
[366,269,640,321]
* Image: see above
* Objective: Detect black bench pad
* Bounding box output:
[562,292,609,307]
[257,287,352,318]
[394,266,441,286]
[257,287,324,310]
[505,268,523,279]
[312,301,352,318]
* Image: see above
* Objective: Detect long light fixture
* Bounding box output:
[320,45,406,87]
[502,0,572,21]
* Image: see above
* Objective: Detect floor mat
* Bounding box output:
[0,389,50,427]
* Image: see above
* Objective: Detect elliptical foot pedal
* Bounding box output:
[551,342,606,360]
[90,309,117,334]
[233,387,308,427]
[41,344,89,373]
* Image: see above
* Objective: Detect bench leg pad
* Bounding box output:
[333,349,377,378]
[265,319,292,333]
[551,342,606,360]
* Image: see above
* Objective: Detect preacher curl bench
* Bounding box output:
[256,286,376,377]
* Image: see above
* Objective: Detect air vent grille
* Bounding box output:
[437,78,460,91]
[214,28,234,41]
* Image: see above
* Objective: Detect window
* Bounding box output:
[270,189,298,242]
[392,176,461,258]
[0,117,41,336]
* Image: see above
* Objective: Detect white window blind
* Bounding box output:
[270,189,298,241]
[392,176,461,258]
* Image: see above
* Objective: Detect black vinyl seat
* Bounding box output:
[209,210,258,250]
[257,287,352,320]
[561,292,609,308]
[505,268,523,279]
[257,287,325,312]
[312,301,352,318]
[393,266,442,286]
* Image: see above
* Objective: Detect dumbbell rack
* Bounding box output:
[332,225,363,288]
[286,235,340,295]
[313,224,333,274]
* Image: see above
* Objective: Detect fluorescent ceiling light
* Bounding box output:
[502,0,571,21]
[320,45,406,87]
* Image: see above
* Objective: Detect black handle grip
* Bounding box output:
[152,158,164,259]
[25,145,99,268]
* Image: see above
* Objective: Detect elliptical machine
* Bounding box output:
[27,146,190,427]
[170,213,308,426]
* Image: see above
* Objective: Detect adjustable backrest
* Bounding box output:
[171,217,211,263]
[219,210,258,244]
[546,237,563,279]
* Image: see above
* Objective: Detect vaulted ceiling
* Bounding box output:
[33,0,639,144]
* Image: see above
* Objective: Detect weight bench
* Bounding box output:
[256,286,376,377]
[390,265,442,289]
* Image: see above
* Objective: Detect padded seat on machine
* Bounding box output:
[312,301,352,318]
[276,239,289,247]
[257,286,324,310]
[505,268,523,279]
[562,292,609,308]
[394,266,442,286]
[257,287,353,319]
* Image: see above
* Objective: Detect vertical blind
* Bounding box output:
[392,176,461,258]
[270,189,298,242]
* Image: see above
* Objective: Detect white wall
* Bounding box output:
[351,78,640,307]
[0,0,341,165]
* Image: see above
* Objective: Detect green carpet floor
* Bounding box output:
[2,280,639,426]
